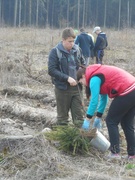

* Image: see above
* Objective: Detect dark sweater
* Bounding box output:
[75,32,94,57]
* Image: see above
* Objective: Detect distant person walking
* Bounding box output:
[75,28,94,66]
[93,26,108,64]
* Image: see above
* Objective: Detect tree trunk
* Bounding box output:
[29,0,32,26]
[67,0,69,27]
[104,0,107,28]
[0,0,1,26]
[14,0,18,27]
[51,0,54,29]
[129,0,132,27]
[23,0,26,26]
[118,0,121,30]
[82,0,86,27]
[77,0,80,29]
[36,0,39,27]
[59,3,62,29]
[127,0,130,28]
[18,0,21,27]
[95,0,99,25]
[46,0,49,27]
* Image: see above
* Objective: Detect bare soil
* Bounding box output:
[0,28,135,180]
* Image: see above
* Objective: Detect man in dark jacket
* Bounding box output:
[93,26,108,64]
[48,27,86,127]
[75,28,94,66]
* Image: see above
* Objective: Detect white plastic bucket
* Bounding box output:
[90,129,110,152]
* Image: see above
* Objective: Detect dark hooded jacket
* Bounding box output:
[48,42,85,90]
[75,32,94,57]
[94,32,108,51]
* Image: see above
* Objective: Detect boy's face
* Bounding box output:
[62,37,74,51]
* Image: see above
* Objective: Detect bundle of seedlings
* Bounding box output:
[44,126,96,156]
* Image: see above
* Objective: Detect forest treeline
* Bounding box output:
[0,0,135,30]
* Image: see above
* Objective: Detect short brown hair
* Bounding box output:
[62,27,76,39]
[80,27,85,32]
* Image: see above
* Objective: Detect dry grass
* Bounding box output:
[0,133,134,180]
[0,27,135,88]
[0,28,61,88]
[104,28,135,75]
[0,135,75,180]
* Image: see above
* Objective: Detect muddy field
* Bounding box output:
[0,28,135,180]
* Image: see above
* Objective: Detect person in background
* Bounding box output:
[74,29,79,36]
[48,27,86,127]
[93,26,108,64]
[77,64,135,160]
[75,27,94,66]
[87,32,95,60]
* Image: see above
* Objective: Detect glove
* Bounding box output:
[82,119,90,130]
[93,117,102,130]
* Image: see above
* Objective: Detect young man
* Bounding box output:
[48,27,86,127]
[77,64,135,160]
[75,27,94,66]
[93,26,108,64]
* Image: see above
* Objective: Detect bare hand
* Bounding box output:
[67,77,77,86]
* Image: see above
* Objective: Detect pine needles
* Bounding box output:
[44,126,92,156]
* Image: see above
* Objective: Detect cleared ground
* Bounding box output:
[0,28,135,180]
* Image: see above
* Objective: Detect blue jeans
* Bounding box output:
[96,50,104,64]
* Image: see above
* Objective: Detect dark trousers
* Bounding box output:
[96,50,104,64]
[106,90,135,155]
[55,85,84,127]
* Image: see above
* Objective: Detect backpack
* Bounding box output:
[50,48,64,84]
[56,47,62,60]
[51,47,82,84]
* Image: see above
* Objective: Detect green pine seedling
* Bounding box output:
[44,126,91,155]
